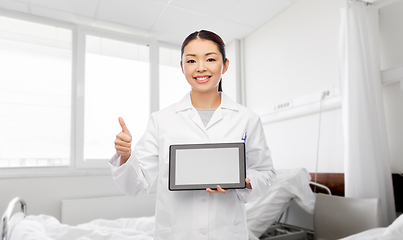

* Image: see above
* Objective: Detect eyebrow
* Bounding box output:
[185,52,218,57]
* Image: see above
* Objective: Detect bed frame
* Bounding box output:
[309,173,344,196]
[258,181,331,240]
[1,197,26,240]
[310,172,403,213]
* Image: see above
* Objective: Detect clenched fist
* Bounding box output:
[114,117,132,165]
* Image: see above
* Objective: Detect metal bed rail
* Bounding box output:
[260,181,332,239]
[309,181,332,195]
[1,197,27,240]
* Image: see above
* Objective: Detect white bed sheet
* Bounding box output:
[339,214,403,240]
[9,214,155,240]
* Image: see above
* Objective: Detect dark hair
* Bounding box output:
[181,30,226,92]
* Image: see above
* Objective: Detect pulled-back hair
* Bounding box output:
[181,30,226,92]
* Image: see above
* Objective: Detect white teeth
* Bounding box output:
[196,77,209,81]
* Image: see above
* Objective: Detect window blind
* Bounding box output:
[0,17,72,167]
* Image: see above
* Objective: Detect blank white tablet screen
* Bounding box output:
[175,147,239,185]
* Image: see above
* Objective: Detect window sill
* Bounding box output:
[0,167,111,179]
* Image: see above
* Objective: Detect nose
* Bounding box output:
[197,61,206,72]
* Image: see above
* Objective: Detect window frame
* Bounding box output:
[74,27,157,169]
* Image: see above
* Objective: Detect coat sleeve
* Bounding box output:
[109,113,159,197]
[235,117,276,203]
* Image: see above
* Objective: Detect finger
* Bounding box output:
[206,188,218,193]
[115,145,131,153]
[116,132,132,143]
[115,136,131,146]
[245,178,252,189]
[217,185,228,194]
[118,117,131,135]
[115,145,131,155]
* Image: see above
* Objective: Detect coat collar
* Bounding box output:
[175,91,239,113]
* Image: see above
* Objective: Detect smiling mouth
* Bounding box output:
[194,76,210,83]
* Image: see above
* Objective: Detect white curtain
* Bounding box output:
[339,0,396,226]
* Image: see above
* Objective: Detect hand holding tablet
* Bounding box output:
[206,177,251,194]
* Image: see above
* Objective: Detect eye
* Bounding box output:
[207,58,216,62]
[187,59,196,63]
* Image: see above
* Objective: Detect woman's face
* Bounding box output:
[181,39,229,94]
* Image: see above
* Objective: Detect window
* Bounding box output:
[0,17,72,168]
[83,35,150,161]
[159,47,189,109]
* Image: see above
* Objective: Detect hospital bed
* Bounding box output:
[4,168,398,240]
[4,168,313,240]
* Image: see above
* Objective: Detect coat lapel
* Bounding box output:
[175,92,206,132]
[175,92,239,132]
[205,107,222,129]
[189,106,207,132]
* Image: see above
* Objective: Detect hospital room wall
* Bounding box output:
[243,0,403,173]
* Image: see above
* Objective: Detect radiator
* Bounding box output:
[61,193,156,225]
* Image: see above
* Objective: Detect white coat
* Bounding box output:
[110,92,275,240]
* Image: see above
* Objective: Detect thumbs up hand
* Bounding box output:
[115,117,132,165]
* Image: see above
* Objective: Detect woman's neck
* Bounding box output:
[190,90,221,109]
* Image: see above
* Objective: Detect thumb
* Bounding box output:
[118,117,131,135]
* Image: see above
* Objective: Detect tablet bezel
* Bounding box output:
[169,142,246,191]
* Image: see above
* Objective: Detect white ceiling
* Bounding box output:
[0,0,297,45]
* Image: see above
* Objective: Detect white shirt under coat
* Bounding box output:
[110,92,276,240]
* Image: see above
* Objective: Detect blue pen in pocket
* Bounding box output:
[241,132,247,143]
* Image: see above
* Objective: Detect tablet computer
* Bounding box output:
[169,142,246,191]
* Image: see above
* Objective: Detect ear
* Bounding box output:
[180,60,184,74]
[222,58,229,75]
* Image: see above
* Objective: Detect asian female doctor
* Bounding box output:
[110,30,276,240]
